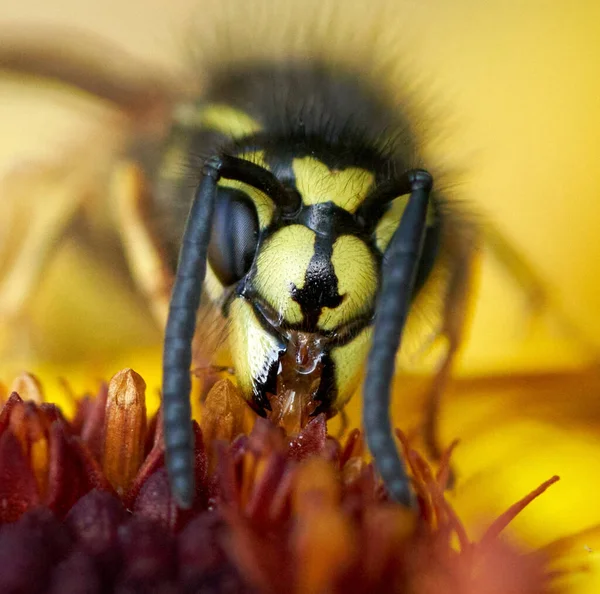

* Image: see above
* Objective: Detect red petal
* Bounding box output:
[245,453,287,523]
[0,516,51,593]
[0,392,23,437]
[126,420,208,520]
[48,551,101,594]
[118,518,175,583]
[480,476,560,546]
[0,430,39,521]
[192,421,209,508]
[122,440,164,510]
[47,423,113,518]
[288,414,327,461]
[133,468,179,531]
[339,428,363,467]
[79,383,107,461]
[178,512,227,577]
[64,489,127,575]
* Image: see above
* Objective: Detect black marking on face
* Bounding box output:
[311,353,338,417]
[285,200,382,332]
[290,236,343,330]
[295,202,365,237]
[286,200,368,331]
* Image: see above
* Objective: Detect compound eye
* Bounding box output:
[207,187,259,286]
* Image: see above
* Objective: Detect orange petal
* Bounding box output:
[102,368,147,495]
[7,400,51,497]
[200,378,254,467]
[293,459,355,594]
[10,371,44,403]
[294,506,356,594]
[293,457,341,514]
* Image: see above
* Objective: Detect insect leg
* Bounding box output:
[0,145,117,357]
[0,28,176,127]
[423,232,477,465]
[111,161,174,328]
[483,221,598,356]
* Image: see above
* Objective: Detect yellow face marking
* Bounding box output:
[229,298,282,399]
[375,194,409,252]
[331,326,373,408]
[375,195,436,252]
[292,157,375,213]
[218,180,275,230]
[217,151,275,229]
[253,225,316,325]
[173,103,262,138]
[318,235,377,331]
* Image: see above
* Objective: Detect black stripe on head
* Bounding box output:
[290,234,343,330]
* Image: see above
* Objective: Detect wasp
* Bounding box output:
[155,63,477,509]
[1,27,572,509]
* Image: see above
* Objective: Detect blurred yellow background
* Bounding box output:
[1,0,600,394]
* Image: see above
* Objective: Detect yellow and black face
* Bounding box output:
[205,152,383,417]
[152,64,441,423]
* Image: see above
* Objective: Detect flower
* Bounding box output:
[0,368,568,593]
